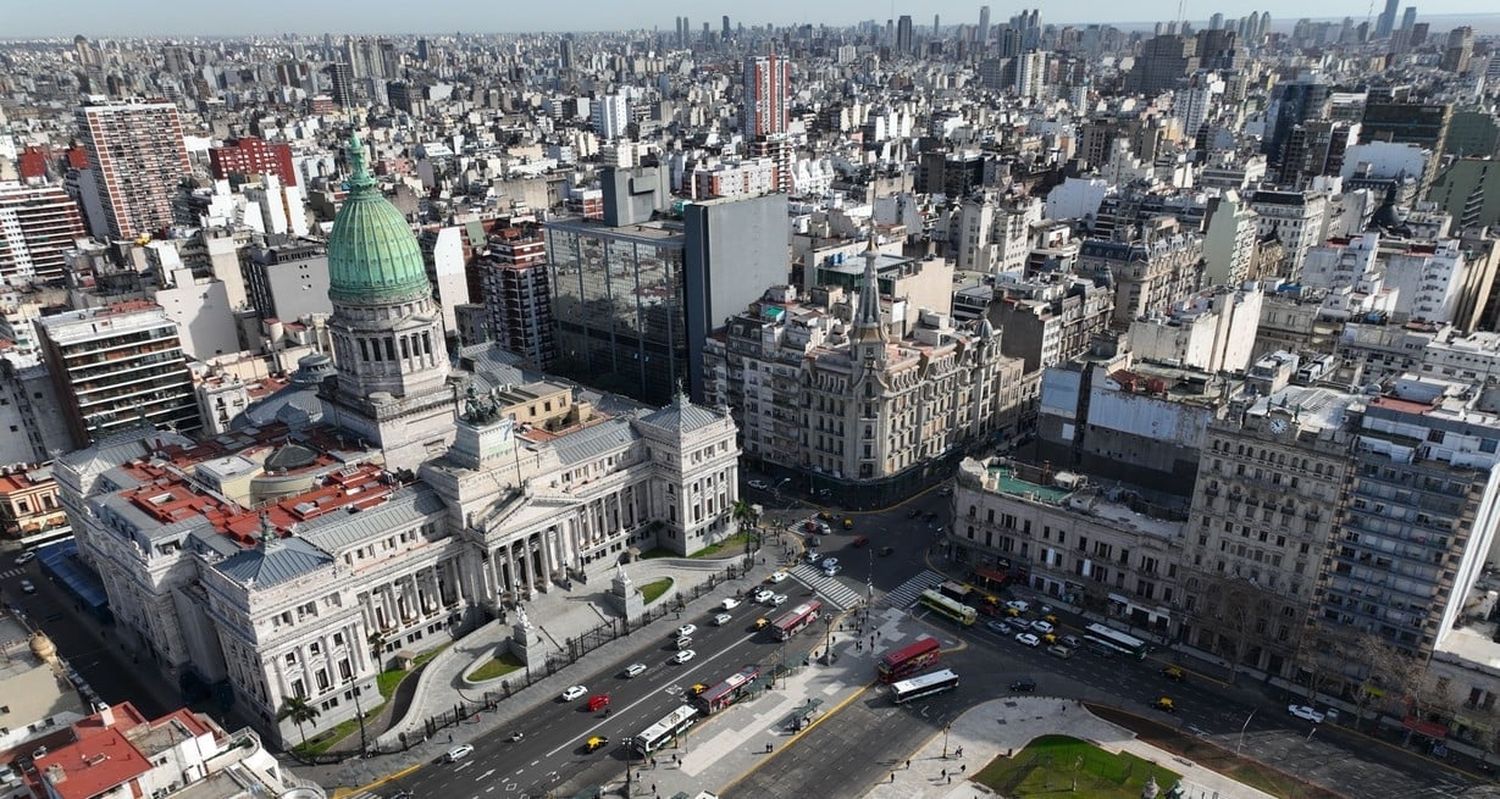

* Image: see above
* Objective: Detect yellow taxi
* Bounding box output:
[1153,696,1176,713]
[754,617,770,630]
[585,735,610,752]
[842,517,854,529]
[690,683,709,696]
[1161,666,1185,682]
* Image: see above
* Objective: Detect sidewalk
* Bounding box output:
[298,552,777,790]
[862,697,1276,799]
[597,604,938,798]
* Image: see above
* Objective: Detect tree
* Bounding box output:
[278,696,321,751]
[732,499,760,565]
[1204,576,1270,680]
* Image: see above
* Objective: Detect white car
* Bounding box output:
[748,479,769,490]
[806,550,822,564]
[1014,632,1042,647]
[14,551,36,566]
[768,570,788,583]
[713,613,733,626]
[1287,704,1325,724]
[1005,599,1030,613]
[19,580,35,594]
[676,624,697,638]
[560,685,588,702]
[753,588,774,603]
[821,557,839,570]
[823,564,841,577]
[444,744,474,763]
[721,597,741,610]
[623,663,647,678]
[672,649,696,664]
[767,594,788,607]
[1031,620,1054,634]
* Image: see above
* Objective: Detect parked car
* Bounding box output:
[1031,620,1054,634]
[767,570,788,583]
[721,597,741,610]
[1009,677,1037,692]
[444,744,475,763]
[560,685,588,702]
[714,613,733,626]
[13,551,36,567]
[1005,599,1030,612]
[676,624,697,638]
[672,649,696,664]
[747,479,769,490]
[1014,632,1041,647]
[1287,704,1325,724]
[623,663,647,678]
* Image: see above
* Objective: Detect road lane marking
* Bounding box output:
[455,761,474,772]
[543,629,761,757]
[477,768,495,781]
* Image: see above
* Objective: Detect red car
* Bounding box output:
[852,536,869,548]
[587,694,610,712]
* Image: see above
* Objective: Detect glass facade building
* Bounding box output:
[545,218,686,404]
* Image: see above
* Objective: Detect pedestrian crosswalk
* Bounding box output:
[787,563,865,611]
[0,568,24,581]
[878,570,945,609]
[342,792,382,799]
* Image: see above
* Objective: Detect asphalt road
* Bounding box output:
[0,548,173,719]
[378,587,821,798]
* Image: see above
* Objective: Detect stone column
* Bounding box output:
[382,585,399,629]
[518,537,534,594]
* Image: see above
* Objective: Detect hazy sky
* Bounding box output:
[9,0,1495,38]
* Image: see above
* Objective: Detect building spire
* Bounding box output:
[855,231,885,336]
[346,130,374,191]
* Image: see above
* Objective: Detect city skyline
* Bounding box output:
[7,0,1497,38]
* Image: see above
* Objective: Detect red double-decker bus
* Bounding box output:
[771,599,822,641]
[695,666,761,714]
[876,636,942,683]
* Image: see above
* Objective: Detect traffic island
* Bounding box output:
[1087,704,1345,799]
[972,734,1183,798]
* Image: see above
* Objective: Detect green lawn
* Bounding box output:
[635,547,677,560]
[294,643,451,756]
[466,651,525,682]
[689,531,754,559]
[639,577,673,604]
[972,735,1182,799]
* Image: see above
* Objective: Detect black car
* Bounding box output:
[1009,677,1037,692]
[878,546,896,556]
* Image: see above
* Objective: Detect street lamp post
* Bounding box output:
[941,720,953,759]
[1237,708,1257,755]
[823,616,835,664]
[352,685,369,755]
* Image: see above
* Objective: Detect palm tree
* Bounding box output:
[278,696,321,751]
[732,499,760,564]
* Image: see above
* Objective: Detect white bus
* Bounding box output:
[630,704,699,754]
[890,669,960,704]
[1083,623,1148,659]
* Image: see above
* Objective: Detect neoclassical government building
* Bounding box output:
[55,134,742,746]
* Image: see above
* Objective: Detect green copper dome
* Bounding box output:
[327,132,431,305]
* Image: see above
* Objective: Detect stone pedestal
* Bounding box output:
[505,606,544,670]
[602,562,645,622]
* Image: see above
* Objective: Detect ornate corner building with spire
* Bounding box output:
[52,133,741,749]
[705,234,1032,506]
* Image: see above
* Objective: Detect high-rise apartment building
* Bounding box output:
[0,184,86,285]
[741,50,789,137]
[74,98,191,241]
[480,227,554,367]
[977,6,992,47]
[37,301,200,447]
[1126,35,1198,96]
[208,136,298,186]
[1317,377,1500,659]
[896,15,914,53]
[591,94,629,141]
[1376,0,1400,37]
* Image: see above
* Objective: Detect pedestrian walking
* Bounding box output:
[447,733,452,743]
[651,784,655,794]
[947,776,952,784]
[651,757,656,768]
[961,764,966,774]
[890,772,896,783]
[956,746,963,757]
[905,759,911,769]
[941,768,946,778]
